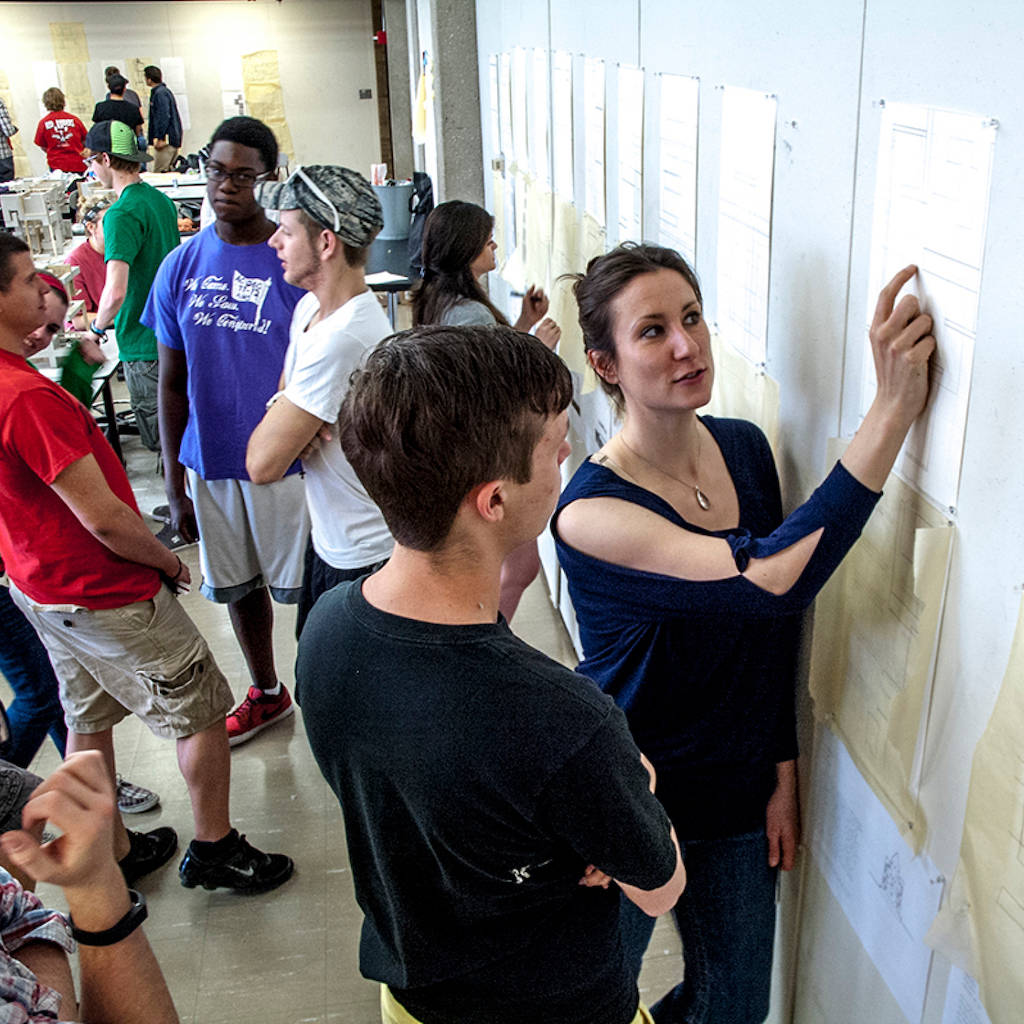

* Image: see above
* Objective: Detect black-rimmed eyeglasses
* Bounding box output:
[206,163,264,188]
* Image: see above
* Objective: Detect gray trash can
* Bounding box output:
[372,181,414,240]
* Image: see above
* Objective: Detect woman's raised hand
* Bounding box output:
[516,285,549,330]
[868,265,935,428]
[842,265,937,491]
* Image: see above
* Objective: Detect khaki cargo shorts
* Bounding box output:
[11,583,233,739]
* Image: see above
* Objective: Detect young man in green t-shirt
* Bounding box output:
[85,120,179,456]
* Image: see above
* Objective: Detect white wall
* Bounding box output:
[2,0,382,176]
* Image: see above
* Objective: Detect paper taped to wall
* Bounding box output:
[861,103,996,509]
[716,87,776,365]
[809,728,945,1024]
[810,438,953,843]
[927,594,1024,1024]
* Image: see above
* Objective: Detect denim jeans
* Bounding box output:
[0,587,67,768]
[622,829,777,1024]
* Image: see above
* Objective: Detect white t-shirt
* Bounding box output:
[281,289,394,569]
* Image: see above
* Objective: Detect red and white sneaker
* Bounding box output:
[226,685,294,747]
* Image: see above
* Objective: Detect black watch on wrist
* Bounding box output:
[69,888,148,946]
[89,322,107,338]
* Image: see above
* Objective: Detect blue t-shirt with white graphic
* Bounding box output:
[142,224,305,480]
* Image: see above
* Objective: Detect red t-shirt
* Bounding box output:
[0,350,159,608]
[33,113,88,173]
[64,239,106,313]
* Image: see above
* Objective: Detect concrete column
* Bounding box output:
[427,0,484,204]
[384,0,414,178]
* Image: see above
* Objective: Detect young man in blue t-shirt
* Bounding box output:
[143,118,307,746]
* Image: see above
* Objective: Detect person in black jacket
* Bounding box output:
[143,66,182,172]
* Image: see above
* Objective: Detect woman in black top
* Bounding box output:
[554,244,935,1023]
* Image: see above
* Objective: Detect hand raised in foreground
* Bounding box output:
[0,752,121,896]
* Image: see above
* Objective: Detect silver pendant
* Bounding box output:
[695,487,711,511]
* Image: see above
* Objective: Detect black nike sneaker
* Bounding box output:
[178,829,294,894]
[119,826,179,885]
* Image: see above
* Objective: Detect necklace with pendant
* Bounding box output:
[619,432,712,511]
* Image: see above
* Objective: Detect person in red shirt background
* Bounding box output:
[64,195,111,330]
[33,88,87,174]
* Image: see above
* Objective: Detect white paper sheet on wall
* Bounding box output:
[220,59,243,94]
[582,57,606,226]
[529,49,550,185]
[810,728,945,1024]
[942,968,994,1024]
[488,55,500,157]
[32,61,59,114]
[159,56,187,96]
[176,94,191,133]
[498,52,513,158]
[860,102,996,510]
[715,87,776,365]
[658,73,699,266]
[510,48,528,172]
[551,51,573,200]
[616,65,644,244]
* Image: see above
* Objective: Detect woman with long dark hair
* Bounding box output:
[413,200,559,344]
[414,200,561,619]
[553,243,934,1023]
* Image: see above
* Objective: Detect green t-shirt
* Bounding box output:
[103,181,179,361]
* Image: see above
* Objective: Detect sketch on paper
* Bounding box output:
[715,87,776,365]
[657,74,699,267]
[551,51,574,200]
[582,57,606,226]
[809,443,952,838]
[616,66,644,244]
[861,102,996,508]
[809,729,944,1024]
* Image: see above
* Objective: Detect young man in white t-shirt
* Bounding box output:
[246,165,394,635]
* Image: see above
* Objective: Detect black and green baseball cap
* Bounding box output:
[84,120,152,164]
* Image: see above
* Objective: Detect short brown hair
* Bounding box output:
[340,324,572,551]
[570,242,703,411]
[108,154,141,173]
[42,88,65,111]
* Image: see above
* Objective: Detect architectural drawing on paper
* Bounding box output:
[809,441,952,839]
[861,103,996,508]
[929,598,1024,1024]
[715,87,776,366]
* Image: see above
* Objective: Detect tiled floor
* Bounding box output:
[2,376,683,1023]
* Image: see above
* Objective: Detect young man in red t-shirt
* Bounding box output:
[33,88,87,174]
[0,234,293,896]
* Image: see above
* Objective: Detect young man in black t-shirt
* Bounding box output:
[297,324,685,1024]
[92,75,144,138]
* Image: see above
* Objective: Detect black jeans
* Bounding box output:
[294,536,387,639]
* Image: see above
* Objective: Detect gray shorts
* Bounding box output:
[0,762,42,833]
[186,469,308,604]
[10,584,233,740]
